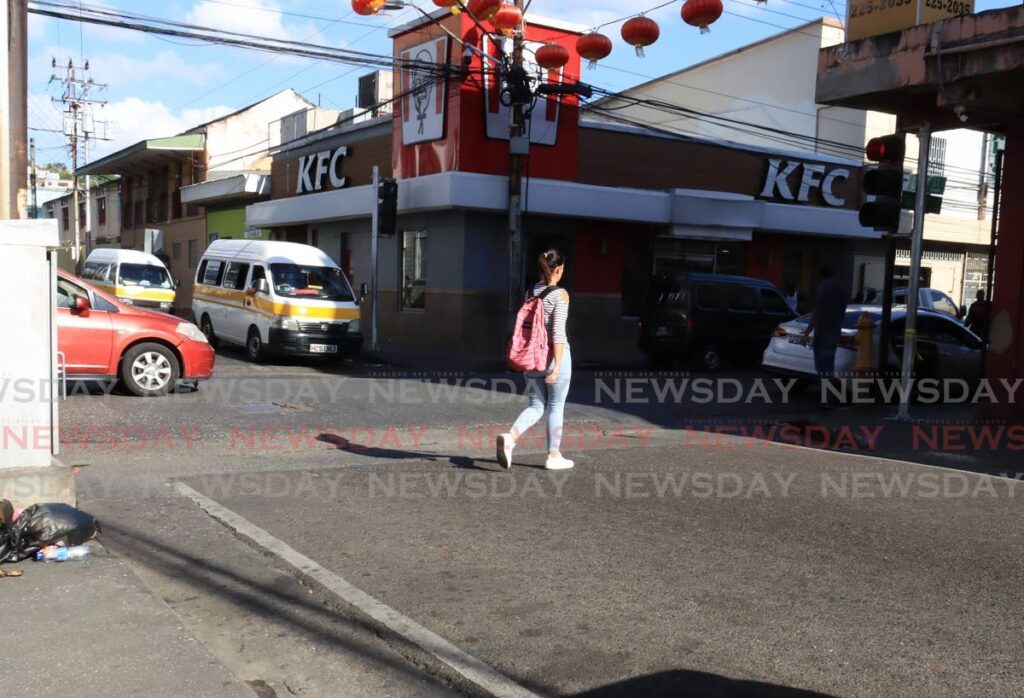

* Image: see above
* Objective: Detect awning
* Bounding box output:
[180,173,269,206]
[75,134,206,177]
[246,171,877,240]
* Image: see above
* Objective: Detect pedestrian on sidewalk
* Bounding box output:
[497,250,575,471]
[800,266,848,409]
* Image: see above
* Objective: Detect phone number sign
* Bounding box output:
[847,0,973,41]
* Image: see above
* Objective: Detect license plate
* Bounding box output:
[656,327,671,337]
[788,335,805,345]
[310,344,338,354]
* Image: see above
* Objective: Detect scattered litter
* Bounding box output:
[0,499,100,563]
[35,545,92,562]
[0,568,23,578]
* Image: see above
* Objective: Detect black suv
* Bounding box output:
[639,272,797,370]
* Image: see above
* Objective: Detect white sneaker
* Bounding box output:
[496,433,514,469]
[544,454,574,471]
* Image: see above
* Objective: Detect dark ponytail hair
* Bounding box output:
[538,249,565,283]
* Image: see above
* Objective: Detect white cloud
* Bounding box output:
[86,49,229,87]
[185,0,316,41]
[85,98,234,159]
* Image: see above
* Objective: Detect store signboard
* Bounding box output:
[846,0,974,42]
[399,36,450,146]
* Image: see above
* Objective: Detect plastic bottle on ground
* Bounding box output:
[35,545,91,562]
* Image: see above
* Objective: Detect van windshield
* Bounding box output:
[269,263,354,301]
[119,263,173,289]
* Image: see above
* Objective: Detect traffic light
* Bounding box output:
[859,135,906,232]
[377,178,398,238]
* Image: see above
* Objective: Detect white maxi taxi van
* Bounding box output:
[81,248,177,313]
[193,239,364,361]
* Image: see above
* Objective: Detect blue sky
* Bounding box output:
[26,0,1018,167]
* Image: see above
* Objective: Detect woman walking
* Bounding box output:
[497,250,575,471]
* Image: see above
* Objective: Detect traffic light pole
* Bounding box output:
[370,165,380,353]
[507,0,526,314]
[896,122,932,421]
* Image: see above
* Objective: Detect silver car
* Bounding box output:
[762,305,984,382]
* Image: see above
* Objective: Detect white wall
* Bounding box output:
[203,89,319,174]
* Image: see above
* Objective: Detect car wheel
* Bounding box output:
[246,326,265,362]
[700,343,723,372]
[121,343,179,397]
[200,314,219,348]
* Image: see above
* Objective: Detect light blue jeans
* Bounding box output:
[511,345,572,454]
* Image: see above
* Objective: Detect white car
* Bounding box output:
[762,304,984,382]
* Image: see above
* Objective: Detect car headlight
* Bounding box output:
[347,319,360,334]
[272,315,299,331]
[160,302,173,311]
[176,322,209,344]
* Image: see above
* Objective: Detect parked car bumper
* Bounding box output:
[180,339,216,380]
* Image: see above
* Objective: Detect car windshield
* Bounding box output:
[119,263,173,289]
[269,263,354,301]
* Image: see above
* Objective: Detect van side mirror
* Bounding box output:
[174,278,181,290]
[360,282,369,302]
[256,278,270,295]
[72,295,91,315]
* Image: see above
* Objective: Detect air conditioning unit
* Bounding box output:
[357,71,394,116]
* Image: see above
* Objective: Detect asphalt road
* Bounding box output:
[59,348,1024,697]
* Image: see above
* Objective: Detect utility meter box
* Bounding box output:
[0,219,73,506]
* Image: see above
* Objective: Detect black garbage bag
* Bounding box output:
[0,499,16,563]
[0,501,99,563]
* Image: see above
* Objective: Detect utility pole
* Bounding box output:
[2,0,29,219]
[29,136,37,217]
[52,57,109,264]
[506,0,527,313]
[896,123,932,422]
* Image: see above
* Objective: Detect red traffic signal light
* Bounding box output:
[865,135,906,163]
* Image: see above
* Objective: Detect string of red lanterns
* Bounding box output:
[355,0,727,66]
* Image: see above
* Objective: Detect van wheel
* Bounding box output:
[246,326,265,362]
[200,314,219,348]
[121,343,179,397]
[699,343,723,372]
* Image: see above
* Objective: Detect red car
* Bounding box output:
[57,271,215,396]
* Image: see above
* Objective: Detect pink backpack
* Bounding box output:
[507,286,558,372]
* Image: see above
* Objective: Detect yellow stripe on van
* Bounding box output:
[95,280,176,304]
[193,285,360,321]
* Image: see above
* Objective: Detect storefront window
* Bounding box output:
[401,231,427,310]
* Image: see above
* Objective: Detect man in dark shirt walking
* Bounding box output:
[801,267,849,408]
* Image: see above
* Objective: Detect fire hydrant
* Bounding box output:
[855,312,875,373]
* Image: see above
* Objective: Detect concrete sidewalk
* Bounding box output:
[0,544,254,698]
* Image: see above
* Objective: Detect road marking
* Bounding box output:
[173,482,541,698]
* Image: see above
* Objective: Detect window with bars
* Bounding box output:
[928,136,947,177]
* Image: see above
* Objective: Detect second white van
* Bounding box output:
[193,239,364,361]
[82,248,177,313]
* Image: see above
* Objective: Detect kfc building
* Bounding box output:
[247,11,872,365]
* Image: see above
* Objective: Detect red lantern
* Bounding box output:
[576,32,613,69]
[433,0,463,13]
[467,0,501,21]
[621,16,660,57]
[351,0,385,16]
[490,2,523,37]
[682,0,723,34]
[535,43,570,71]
